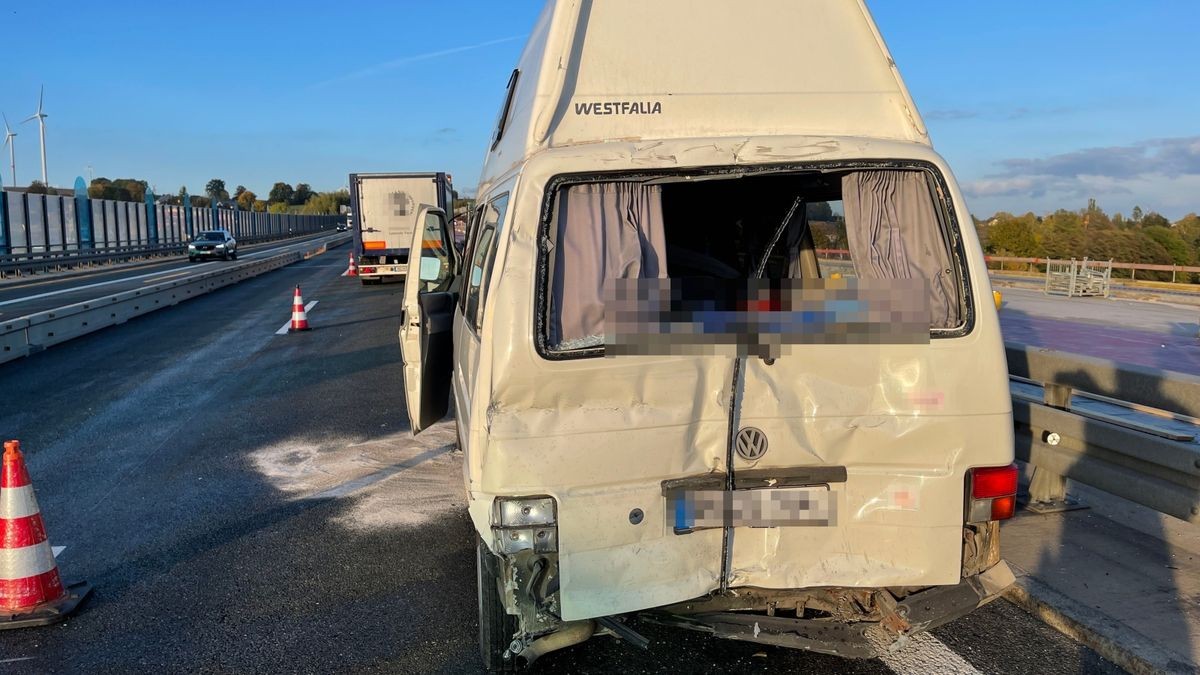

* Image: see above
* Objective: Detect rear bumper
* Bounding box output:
[644,560,1015,659]
[358,264,407,276]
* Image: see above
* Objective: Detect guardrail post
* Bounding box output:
[1026,382,1087,514]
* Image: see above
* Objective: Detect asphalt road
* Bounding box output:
[998,287,1200,374]
[0,251,1123,673]
[0,231,338,318]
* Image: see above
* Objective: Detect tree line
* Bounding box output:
[977,200,1200,280]
[81,177,349,215]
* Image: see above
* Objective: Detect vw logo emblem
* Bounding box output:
[735,427,768,461]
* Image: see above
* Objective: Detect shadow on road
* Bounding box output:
[1005,306,1197,670]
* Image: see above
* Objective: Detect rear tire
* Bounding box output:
[477,535,517,672]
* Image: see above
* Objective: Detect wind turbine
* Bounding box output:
[2,115,15,188]
[22,86,48,186]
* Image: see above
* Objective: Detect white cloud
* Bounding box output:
[963,137,1200,218]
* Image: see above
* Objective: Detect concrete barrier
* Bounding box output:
[0,234,350,365]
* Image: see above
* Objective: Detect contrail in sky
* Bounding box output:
[311,35,526,88]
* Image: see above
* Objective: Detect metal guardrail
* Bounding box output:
[0,230,336,278]
[1007,342,1200,522]
[989,255,1199,283]
[816,249,1200,283]
[0,233,350,366]
[0,242,191,277]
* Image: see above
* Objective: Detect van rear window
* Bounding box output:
[541,167,968,356]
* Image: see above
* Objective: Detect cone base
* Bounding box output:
[0,580,92,630]
[288,326,312,333]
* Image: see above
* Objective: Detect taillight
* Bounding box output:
[967,464,1018,523]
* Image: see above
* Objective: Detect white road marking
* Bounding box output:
[0,239,325,308]
[143,269,193,284]
[52,545,65,558]
[878,632,982,675]
[275,300,318,335]
[0,657,35,664]
[0,266,189,307]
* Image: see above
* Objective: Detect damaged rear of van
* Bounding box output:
[397,0,1016,669]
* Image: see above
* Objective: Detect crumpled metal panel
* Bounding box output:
[464,138,1012,621]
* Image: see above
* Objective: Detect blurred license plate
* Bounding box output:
[671,487,836,531]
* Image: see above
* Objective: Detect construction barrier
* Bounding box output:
[1044,258,1112,298]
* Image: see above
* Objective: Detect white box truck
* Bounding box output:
[348,172,454,285]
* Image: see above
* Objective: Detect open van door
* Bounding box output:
[398,205,457,433]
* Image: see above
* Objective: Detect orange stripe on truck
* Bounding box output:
[363,241,387,250]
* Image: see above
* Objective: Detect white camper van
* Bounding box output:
[399,0,1015,669]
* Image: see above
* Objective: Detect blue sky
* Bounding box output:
[3,1,1197,218]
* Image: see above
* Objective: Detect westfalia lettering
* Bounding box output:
[573,101,663,115]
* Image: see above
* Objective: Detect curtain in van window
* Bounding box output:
[550,182,667,349]
[842,171,960,329]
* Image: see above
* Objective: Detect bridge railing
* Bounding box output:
[988,255,1200,283]
[0,188,345,276]
[1007,342,1200,522]
[815,249,1200,284]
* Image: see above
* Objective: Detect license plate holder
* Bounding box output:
[669,486,836,534]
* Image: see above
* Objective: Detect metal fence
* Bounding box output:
[0,185,345,276]
[1044,258,1112,297]
[988,254,1198,284]
[1007,343,1200,522]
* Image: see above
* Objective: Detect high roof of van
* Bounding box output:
[480,0,930,187]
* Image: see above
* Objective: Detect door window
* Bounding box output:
[417,212,452,293]
[462,195,509,332]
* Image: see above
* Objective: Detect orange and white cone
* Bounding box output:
[289,286,311,332]
[1,440,91,629]
[346,253,358,277]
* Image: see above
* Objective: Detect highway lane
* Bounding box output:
[0,231,341,318]
[0,255,1122,673]
[998,287,1200,374]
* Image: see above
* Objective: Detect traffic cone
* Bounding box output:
[1,440,91,630]
[289,286,311,332]
[346,253,358,277]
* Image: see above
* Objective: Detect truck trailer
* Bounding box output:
[348,172,454,284]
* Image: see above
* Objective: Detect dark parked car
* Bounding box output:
[188,229,238,261]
